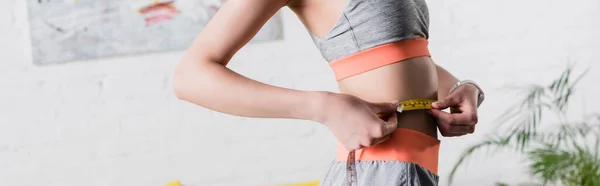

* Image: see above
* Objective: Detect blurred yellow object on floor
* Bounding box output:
[281,180,320,186]
[165,180,182,186]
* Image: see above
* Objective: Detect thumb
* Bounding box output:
[428,108,453,125]
[382,112,399,135]
[371,100,400,113]
[432,96,459,110]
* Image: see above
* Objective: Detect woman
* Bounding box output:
[173,0,485,185]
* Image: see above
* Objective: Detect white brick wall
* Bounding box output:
[1,0,599,185]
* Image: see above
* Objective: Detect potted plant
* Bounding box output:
[448,66,600,186]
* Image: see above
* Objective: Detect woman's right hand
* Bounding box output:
[314,93,400,151]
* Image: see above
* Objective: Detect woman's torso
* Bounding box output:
[287,0,442,182]
[288,0,439,138]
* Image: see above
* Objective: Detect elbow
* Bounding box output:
[173,82,187,101]
[172,53,222,103]
[173,69,189,101]
[172,61,196,101]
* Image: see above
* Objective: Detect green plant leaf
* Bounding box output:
[447,135,512,186]
[447,66,597,186]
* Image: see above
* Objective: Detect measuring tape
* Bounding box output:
[346,99,436,186]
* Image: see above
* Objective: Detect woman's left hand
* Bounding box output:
[428,84,480,137]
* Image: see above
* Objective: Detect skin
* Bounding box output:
[173,0,481,151]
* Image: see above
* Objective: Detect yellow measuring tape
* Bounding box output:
[283,99,436,186]
[168,100,436,186]
[397,98,436,111]
[378,99,437,117]
[347,98,435,186]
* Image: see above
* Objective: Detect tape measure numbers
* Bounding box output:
[346,99,436,186]
[398,99,437,111]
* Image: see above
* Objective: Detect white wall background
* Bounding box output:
[1,0,599,185]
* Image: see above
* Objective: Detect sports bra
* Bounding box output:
[308,0,431,81]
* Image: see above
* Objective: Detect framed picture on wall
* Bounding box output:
[26,0,283,65]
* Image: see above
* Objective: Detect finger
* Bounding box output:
[381,112,399,136]
[440,124,468,137]
[450,107,461,114]
[370,100,400,114]
[371,134,392,146]
[451,124,476,134]
[448,111,478,125]
[432,96,460,110]
[448,125,474,134]
[428,109,454,125]
[441,132,464,137]
[438,123,462,137]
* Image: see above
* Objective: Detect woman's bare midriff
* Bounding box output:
[337,56,439,139]
[288,1,439,139]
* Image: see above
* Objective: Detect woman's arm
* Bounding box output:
[173,0,324,121]
[430,64,484,137]
[173,0,424,150]
[434,64,460,99]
